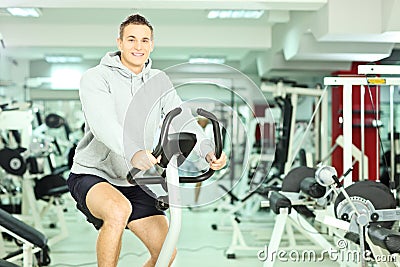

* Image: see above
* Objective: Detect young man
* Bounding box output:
[67,14,226,267]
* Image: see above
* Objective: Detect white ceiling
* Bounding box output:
[0,0,400,86]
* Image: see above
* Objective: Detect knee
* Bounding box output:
[86,183,132,229]
[102,200,132,228]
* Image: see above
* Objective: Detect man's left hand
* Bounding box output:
[206,151,227,171]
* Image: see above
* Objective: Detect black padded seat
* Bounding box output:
[0,259,19,267]
[368,225,400,254]
[281,166,317,218]
[269,191,292,215]
[46,186,69,196]
[34,174,69,200]
[299,177,326,198]
[0,209,47,249]
[281,166,316,192]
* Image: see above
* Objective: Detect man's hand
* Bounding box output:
[206,151,227,171]
[130,150,161,171]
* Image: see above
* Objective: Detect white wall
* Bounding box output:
[0,50,29,102]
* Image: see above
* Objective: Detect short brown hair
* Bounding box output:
[119,14,153,39]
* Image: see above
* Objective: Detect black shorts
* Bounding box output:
[67,173,165,230]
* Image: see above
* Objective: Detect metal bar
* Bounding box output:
[375,86,380,182]
[324,77,400,86]
[23,243,33,267]
[261,84,325,97]
[315,93,321,163]
[358,65,400,75]
[321,86,329,164]
[390,85,395,186]
[156,155,181,267]
[343,84,353,187]
[262,209,288,267]
[360,85,365,180]
[285,93,298,173]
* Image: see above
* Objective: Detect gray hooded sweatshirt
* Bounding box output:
[71,51,214,186]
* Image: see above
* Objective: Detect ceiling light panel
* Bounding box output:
[189,57,225,64]
[45,55,82,64]
[208,10,264,19]
[6,7,42,17]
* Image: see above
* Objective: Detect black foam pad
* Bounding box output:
[368,225,400,254]
[34,174,68,200]
[300,177,326,198]
[334,181,396,229]
[281,166,316,192]
[0,148,27,176]
[0,208,47,248]
[269,191,292,215]
[357,180,391,194]
[45,113,65,129]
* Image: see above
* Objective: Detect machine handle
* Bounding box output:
[197,108,222,158]
[127,107,182,184]
[179,108,223,183]
[127,108,223,185]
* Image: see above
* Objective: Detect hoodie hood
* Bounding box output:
[100,51,152,81]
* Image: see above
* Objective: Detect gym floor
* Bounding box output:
[45,194,340,267]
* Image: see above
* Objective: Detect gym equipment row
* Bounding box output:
[0,102,79,266]
[208,65,400,267]
[210,81,329,260]
[265,65,400,267]
[259,164,400,267]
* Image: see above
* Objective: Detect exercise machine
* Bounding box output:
[315,165,400,267]
[127,107,223,267]
[261,80,329,174]
[0,208,50,267]
[0,107,70,245]
[259,166,338,266]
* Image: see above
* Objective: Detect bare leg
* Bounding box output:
[128,215,176,267]
[86,182,132,267]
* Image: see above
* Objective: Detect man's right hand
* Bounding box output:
[130,150,161,171]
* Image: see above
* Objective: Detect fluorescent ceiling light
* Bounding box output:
[208,10,264,19]
[6,7,42,18]
[45,55,83,64]
[189,57,225,64]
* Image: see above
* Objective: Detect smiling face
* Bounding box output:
[117,24,154,74]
